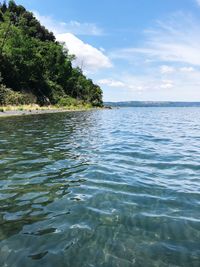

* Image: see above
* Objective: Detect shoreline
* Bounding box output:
[0,107,95,118]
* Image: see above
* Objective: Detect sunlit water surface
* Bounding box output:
[0,108,200,267]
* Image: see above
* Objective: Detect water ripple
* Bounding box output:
[0,108,200,266]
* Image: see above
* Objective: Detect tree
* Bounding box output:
[0,1,103,106]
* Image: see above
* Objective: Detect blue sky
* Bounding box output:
[15,0,200,101]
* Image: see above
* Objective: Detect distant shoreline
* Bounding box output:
[104,101,200,108]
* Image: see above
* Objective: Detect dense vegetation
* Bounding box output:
[0,0,103,106]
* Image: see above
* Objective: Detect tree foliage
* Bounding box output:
[0,1,103,106]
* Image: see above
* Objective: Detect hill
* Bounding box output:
[0,0,103,107]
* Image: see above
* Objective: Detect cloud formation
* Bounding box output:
[160,80,174,89]
[160,65,175,74]
[101,12,200,101]
[98,76,174,92]
[196,0,200,6]
[57,33,112,72]
[97,79,125,88]
[34,11,112,73]
[111,13,200,66]
[34,11,103,36]
[180,67,195,72]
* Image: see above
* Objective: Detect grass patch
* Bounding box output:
[0,103,94,113]
[56,96,93,110]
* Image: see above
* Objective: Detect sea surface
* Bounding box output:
[0,108,200,267]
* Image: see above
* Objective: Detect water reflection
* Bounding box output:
[0,112,92,242]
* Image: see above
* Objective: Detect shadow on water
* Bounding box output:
[0,112,93,240]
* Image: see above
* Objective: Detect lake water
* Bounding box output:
[0,108,200,267]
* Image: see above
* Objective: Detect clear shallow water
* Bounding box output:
[0,108,200,267]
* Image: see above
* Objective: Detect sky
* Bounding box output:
[14,0,200,101]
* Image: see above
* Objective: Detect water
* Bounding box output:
[0,108,200,267]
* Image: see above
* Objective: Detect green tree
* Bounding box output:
[0,0,103,106]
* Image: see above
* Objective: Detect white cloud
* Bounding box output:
[97,75,175,92]
[160,65,195,74]
[97,76,151,91]
[33,11,103,36]
[97,79,125,87]
[160,65,175,74]
[160,80,174,89]
[101,62,200,101]
[160,65,195,75]
[103,12,200,101]
[33,11,112,73]
[196,0,200,6]
[57,33,112,72]
[179,67,195,72]
[111,13,200,66]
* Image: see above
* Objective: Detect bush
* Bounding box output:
[0,84,36,105]
[57,96,80,107]
[47,81,65,104]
